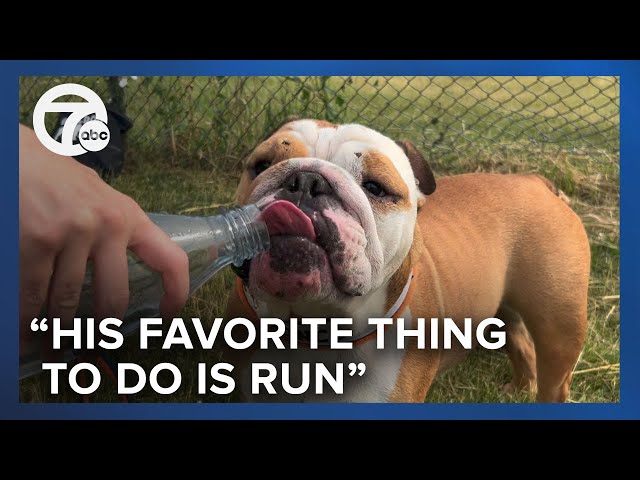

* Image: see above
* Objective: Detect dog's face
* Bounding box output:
[235,119,436,306]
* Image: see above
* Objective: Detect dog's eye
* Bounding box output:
[252,160,271,177]
[363,181,387,197]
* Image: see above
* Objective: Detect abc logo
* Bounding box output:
[78,120,110,152]
[33,83,110,157]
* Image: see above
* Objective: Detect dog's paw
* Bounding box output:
[502,379,537,396]
[501,382,518,394]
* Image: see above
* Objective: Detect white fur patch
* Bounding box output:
[288,122,419,202]
[242,316,408,403]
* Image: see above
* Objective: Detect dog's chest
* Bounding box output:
[241,321,408,402]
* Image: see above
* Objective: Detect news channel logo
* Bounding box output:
[32,83,110,156]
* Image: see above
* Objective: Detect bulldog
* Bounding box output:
[222,118,591,403]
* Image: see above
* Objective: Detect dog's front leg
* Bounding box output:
[387,342,441,402]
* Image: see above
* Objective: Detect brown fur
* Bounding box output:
[313,120,337,129]
[361,150,411,211]
[236,133,310,204]
[388,173,590,402]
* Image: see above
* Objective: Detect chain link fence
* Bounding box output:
[19,76,619,171]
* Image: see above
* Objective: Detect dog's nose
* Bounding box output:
[283,171,333,199]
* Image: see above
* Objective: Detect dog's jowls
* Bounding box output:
[223,119,590,403]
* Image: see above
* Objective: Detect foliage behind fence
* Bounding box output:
[19,76,619,170]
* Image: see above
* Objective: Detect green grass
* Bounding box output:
[18,76,619,403]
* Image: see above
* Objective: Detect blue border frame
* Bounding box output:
[2,60,634,419]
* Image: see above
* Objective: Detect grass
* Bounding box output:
[18,76,619,403]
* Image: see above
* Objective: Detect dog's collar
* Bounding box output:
[235,269,416,347]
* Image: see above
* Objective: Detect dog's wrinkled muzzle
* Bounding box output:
[236,158,384,302]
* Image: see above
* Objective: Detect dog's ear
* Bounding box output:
[395,140,436,196]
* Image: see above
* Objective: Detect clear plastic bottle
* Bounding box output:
[19,203,269,380]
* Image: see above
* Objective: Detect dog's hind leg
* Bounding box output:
[524,305,587,403]
[507,263,588,403]
[505,178,590,403]
[498,304,537,394]
[507,232,589,402]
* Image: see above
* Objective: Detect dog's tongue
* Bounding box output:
[260,200,316,241]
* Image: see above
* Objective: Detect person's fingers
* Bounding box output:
[41,239,92,362]
[19,240,55,355]
[91,239,130,321]
[128,217,189,319]
[47,239,91,329]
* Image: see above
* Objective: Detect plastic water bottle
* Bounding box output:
[19,203,270,379]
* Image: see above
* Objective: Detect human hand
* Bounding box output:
[19,124,189,353]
